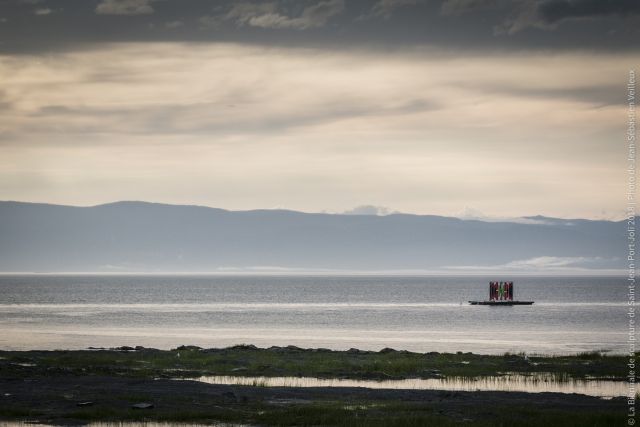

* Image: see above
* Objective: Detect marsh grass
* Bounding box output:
[71,402,623,427]
[0,397,626,426]
[0,346,632,382]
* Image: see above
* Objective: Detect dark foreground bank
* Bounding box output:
[0,346,632,426]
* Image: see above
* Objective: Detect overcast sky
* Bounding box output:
[0,0,638,219]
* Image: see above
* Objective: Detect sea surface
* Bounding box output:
[0,275,632,354]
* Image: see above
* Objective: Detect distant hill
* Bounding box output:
[0,201,630,273]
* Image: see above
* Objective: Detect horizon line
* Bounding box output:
[0,270,627,277]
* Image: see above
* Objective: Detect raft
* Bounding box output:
[468,281,534,306]
[468,300,534,306]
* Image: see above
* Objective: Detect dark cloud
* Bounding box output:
[359,0,423,20]
[496,0,640,34]
[0,0,637,53]
[224,2,277,27]
[95,0,156,15]
[440,0,506,16]
[164,20,182,28]
[538,0,640,24]
[223,0,344,30]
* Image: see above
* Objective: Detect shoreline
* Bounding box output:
[0,345,632,381]
[0,345,633,426]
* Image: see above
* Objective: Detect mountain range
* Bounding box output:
[0,201,629,274]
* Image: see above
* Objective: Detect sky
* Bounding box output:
[0,0,638,219]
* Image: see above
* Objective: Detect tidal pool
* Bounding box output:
[184,374,628,398]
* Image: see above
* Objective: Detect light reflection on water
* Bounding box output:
[0,275,633,354]
[185,374,627,398]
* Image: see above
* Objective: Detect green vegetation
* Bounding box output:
[0,346,630,426]
[0,345,631,381]
[0,398,626,426]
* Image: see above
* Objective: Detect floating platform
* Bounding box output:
[468,300,534,306]
[469,281,533,305]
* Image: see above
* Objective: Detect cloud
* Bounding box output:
[224,2,277,25]
[440,0,503,16]
[447,256,607,271]
[537,0,640,23]
[362,0,422,19]
[34,7,51,16]
[456,207,569,224]
[343,205,396,216]
[198,14,222,28]
[25,95,437,137]
[224,0,344,30]
[496,0,640,34]
[0,0,637,53]
[453,80,625,107]
[442,0,640,36]
[96,0,155,16]
[165,20,183,29]
[0,43,631,218]
[503,256,601,269]
[0,90,12,111]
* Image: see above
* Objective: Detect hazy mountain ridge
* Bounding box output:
[0,201,630,273]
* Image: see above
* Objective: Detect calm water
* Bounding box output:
[187,374,627,397]
[0,275,631,354]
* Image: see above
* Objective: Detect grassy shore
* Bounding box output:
[0,346,632,426]
[0,345,630,381]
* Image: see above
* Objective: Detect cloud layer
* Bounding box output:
[95,0,155,15]
[0,0,635,219]
[0,0,638,53]
[227,0,345,30]
[0,42,631,218]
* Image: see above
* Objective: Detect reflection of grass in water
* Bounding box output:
[251,378,268,387]
[193,372,627,398]
[0,345,628,425]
